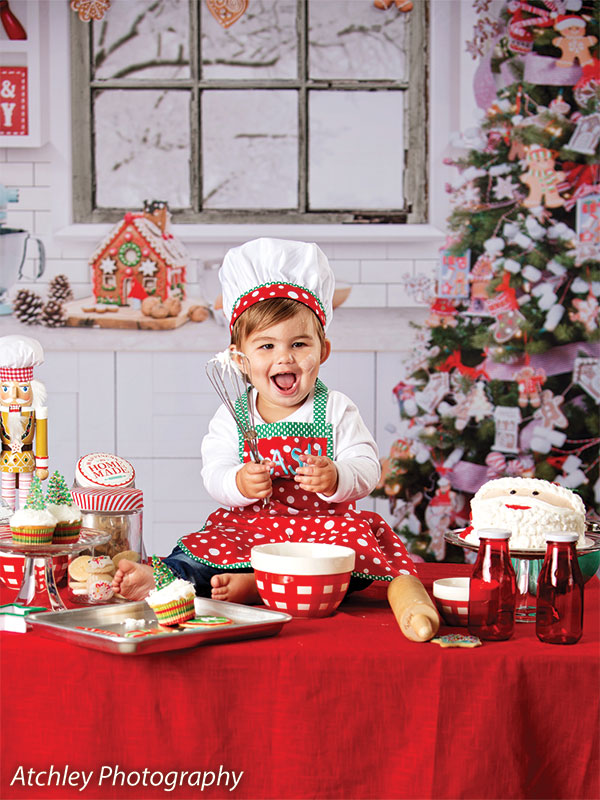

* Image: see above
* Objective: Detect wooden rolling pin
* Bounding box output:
[388,574,441,642]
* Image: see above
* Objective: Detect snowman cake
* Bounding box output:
[465,476,587,550]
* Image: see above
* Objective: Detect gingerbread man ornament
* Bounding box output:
[520,145,564,208]
[552,15,597,68]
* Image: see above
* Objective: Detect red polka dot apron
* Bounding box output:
[178,380,416,582]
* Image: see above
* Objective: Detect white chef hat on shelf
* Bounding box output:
[0,336,44,382]
[219,238,335,332]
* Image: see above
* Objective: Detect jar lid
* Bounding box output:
[476,528,512,540]
[75,453,135,489]
[71,487,143,512]
[545,531,579,543]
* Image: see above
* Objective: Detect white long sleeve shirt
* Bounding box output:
[201,387,381,509]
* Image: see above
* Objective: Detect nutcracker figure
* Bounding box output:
[0,336,48,510]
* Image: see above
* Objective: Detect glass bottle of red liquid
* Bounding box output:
[536,531,584,645]
[468,528,516,640]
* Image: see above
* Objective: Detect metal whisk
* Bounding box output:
[206,349,261,464]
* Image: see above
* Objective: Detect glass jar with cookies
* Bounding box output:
[67,453,146,604]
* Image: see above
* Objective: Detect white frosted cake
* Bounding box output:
[466,476,586,550]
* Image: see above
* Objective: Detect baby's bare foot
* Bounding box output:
[210,572,260,605]
[112,560,155,601]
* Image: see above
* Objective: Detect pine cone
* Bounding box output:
[47,274,74,303]
[40,299,67,328]
[13,289,43,325]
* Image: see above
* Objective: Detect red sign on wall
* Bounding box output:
[0,67,28,136]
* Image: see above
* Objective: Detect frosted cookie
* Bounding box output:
[431,634,482,648]
[179,616,233,628]
[86,555,115,575]
[86,573,114,602]
[467,476,586,550]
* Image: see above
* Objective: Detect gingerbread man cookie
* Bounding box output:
[514,365,546,408]
[520,145,564,209]
[552,15,597,68]
[535,390,568,429]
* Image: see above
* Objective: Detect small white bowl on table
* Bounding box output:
[432,577,470,627]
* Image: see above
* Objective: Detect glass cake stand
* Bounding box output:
[0,527,110,611]
[445,529,600,623]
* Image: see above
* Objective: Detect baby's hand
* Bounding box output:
[236,460,273,500]
[294,453,338,496]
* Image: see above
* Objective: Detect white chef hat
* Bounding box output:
[0,335,44,382]
[219,238,335,333]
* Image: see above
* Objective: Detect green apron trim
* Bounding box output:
[235,378,333,462]
[175,536,397,582]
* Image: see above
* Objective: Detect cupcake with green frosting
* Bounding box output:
[10,476,56,545]
[46,471,82,544]
[145,556,196,626]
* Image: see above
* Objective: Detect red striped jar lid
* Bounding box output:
[71,486,143,512]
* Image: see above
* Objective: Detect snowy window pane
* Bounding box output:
[309,91,404,209]
[94,90,191,209]
[202,90,298,209]
[308,1,408,80]
[93,0,190,80]
[201,0,297,80]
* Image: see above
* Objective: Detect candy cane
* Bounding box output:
[508,0,560,40]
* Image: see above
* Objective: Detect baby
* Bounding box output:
[113,239,417,605]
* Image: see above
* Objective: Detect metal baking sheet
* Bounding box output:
[26,598,292,655]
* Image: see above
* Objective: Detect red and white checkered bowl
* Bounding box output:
[251,542,356,618]
[0,553,68,593]
[433,577,470,627]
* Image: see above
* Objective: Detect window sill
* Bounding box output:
[55,222,446,245]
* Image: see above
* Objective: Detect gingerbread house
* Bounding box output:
[89,201,188,307]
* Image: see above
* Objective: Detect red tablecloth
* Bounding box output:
[1,563,598,800]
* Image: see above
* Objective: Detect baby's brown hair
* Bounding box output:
[231,298,327,354]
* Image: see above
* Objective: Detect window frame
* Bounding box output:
[70,0,428,225]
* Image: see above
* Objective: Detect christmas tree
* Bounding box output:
[375,0,599,562]
[24,476,48,511]
[46,471,73,506]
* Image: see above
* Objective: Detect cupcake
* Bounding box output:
[46,471,82,544]
[10,476,56,545]
[145,556,195,626]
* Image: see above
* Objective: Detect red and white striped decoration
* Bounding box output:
[71,487,143,512]
[0,366,34,382]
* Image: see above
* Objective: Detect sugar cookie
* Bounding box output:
[431,634,482,648]
[68,580,88,596]
[68,556,91,582]
[112,550,140,569]
[179,616,233,628]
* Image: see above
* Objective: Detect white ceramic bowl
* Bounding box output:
[432,577,470,627]
[251,542,356,618]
